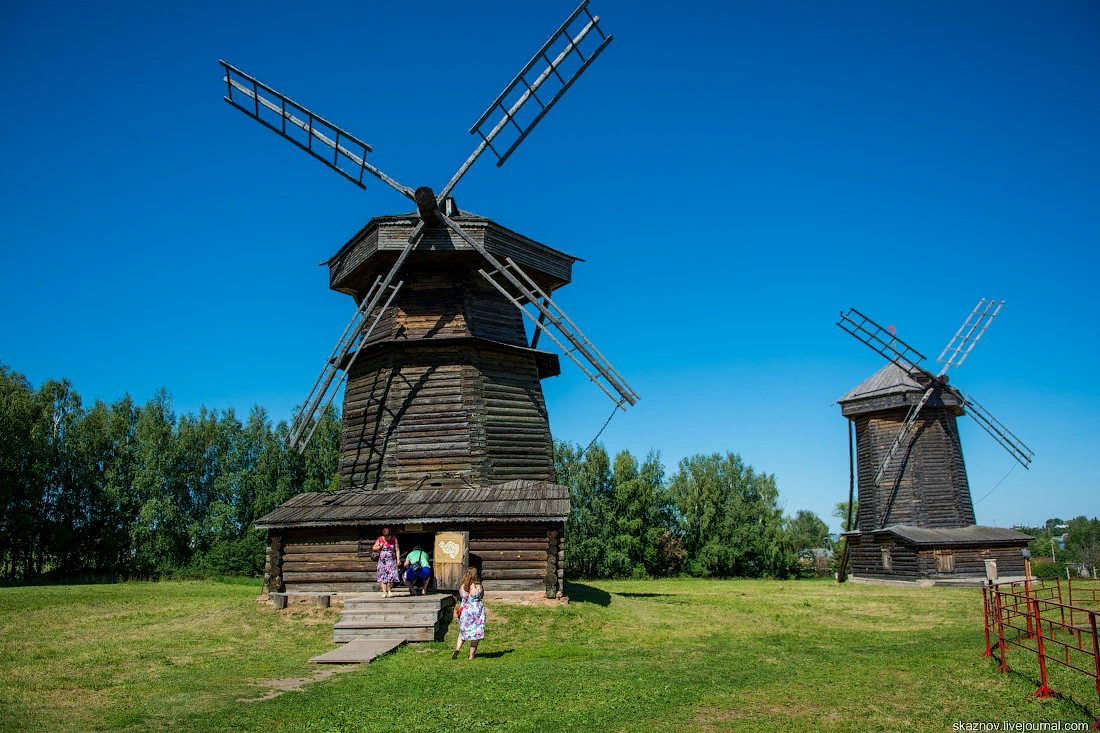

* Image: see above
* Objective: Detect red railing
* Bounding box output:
[982,577,1100,729]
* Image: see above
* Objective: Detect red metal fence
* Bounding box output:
[982,577,1100,728]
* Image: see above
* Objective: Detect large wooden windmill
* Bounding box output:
[221,2,636,598]
[835,300,1033,582]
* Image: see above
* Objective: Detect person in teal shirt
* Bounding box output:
[402,545,432,595]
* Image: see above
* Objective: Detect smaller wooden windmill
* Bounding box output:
[835,300,1034,583]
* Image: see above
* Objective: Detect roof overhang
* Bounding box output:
[842,525,1033,547]
[255,480,570,531]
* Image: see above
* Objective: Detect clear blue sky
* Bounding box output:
[2,1,1097,531]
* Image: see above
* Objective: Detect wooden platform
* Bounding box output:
[310,638,404,664]
[332,591,455,643]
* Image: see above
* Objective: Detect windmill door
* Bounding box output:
[433,531,469,590]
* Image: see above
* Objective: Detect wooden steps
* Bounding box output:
[333,591,455,644]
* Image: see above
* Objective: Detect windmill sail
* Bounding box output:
[936,299,1003,371]
[838,309,926,374]
[439,213,638,408]
[438,1,613,202]
[289,277,404,452]
[963,394,1034,469]
[220,61,415,199]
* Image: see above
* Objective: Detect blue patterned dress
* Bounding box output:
[459,584,486,641]
[376,540,399,585]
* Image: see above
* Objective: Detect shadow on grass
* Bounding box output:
[566,583,611,607]
[474,648,515,659]
[615,592,674,598]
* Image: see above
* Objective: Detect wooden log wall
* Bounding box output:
[281,528,373,593]
[341,347,480,491]
[264,533,283,594]
[470,525,548,592]
[477,348,554,483]
[847,537,922,580]
[277,524,556,594]
[847,534,1029,580]
[917,545,1027,577]
[339,341,555,491]
[854,407,976,531]
[545,528,558,597]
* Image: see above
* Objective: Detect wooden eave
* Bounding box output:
[838,363,964,417]
[336,336,561,379]
[255,480,570,530]
[843,525,1032,547]
[325,212,582,296]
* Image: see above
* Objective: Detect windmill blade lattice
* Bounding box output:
[288,276,404,452]
[437,1,612,203]
[963,394,1034,469]
[936,298,1003,373]
[220,61,415,199]
[837,308,926,375]
[439,212,638,408]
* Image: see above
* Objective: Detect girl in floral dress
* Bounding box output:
[452,567,485,660]
[373,527,400,597]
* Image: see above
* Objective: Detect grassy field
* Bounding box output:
[0,577,1096,732]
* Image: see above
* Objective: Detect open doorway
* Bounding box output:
[400,531,435,593]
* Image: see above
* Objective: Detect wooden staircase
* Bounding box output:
[333,590,455,643]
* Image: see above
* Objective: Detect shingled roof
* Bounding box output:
[838,362,925,403]
[837,362,965,417]
[254,479,570,530]
[844,524,1032,546]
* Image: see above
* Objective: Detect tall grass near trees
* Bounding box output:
[1,578,1095,732]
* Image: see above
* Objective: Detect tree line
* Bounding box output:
[1,364,836,581]
[1017,516,1100,578]
[0,365,340,580]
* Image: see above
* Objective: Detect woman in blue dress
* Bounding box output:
[372,527,400,597]
[452,567,485,660]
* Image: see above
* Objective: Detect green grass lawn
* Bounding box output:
[0,577,1095,732]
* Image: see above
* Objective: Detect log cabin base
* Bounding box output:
[843,525,1031,584]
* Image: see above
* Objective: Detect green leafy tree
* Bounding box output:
[787,510,831,552]
[129,389,190,575]
[669,452,797,578]
[0,365,43,577]
[833,500,858,532]
[558,441,613,578]
[1065,516,1100,576]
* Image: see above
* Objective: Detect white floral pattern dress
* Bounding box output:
[458,584,485,641]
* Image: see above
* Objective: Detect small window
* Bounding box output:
[881,546,892,571]
[935,549,955,573]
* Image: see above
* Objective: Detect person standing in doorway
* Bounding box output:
[452,567,485,660]
[373,527,400,598]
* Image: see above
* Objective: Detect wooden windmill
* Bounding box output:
[221,2,636,598]
[834,300,1033,582]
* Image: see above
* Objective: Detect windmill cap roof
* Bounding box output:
[325,209,583,296]
[837,362,965,417]
[838,362,926,403]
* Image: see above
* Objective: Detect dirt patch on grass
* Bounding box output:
[238,666,360,703]
[694,706,746,731]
